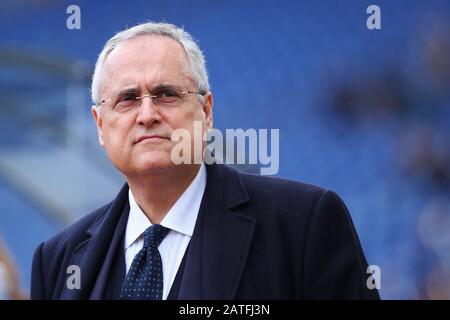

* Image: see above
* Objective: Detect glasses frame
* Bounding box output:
[97,86,207,112]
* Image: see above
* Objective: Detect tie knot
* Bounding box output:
[143,224,169,249]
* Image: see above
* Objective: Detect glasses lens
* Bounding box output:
[113,92,140,111]
[152,87,183,105]
[108,86,194,112]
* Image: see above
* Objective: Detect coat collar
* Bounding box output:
[177,163,255,299]
[61,163,254,299]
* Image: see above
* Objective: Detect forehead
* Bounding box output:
[101,35,192,94]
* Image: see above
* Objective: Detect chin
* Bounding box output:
[133,153,176,174]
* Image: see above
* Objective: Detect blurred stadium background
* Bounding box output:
[0,0,449,299]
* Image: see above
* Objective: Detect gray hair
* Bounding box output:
[91,21,210,106]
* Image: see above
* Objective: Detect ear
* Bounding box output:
[91,105,105,147]
[202,92,213,130]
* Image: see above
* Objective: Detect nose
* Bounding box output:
[136,95,162,127]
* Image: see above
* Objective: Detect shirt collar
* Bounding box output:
[124,163,207,250]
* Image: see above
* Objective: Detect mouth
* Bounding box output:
[135,135,170,144]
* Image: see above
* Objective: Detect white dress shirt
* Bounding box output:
[124,163,206,300]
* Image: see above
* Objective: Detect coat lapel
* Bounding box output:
[59,164,254,300]
[60,184,129,300]
[89,201,129,299]
[178,164,255,299]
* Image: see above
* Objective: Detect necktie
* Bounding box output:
[120,224,169,300]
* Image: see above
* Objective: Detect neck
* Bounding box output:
[126,164,201,224]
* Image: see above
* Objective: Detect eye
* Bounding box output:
[118,93,138,102]
[156,89,179,98]
[153,88,181,104]
[113,93,139,111]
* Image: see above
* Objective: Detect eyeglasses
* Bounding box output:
[98,84,206,113]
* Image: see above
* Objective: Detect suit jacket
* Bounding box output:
[31,163,379,299]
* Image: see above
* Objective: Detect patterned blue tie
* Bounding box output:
[120,224,170,300]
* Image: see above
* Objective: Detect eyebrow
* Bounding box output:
[151,84,183,91]
[110,83,185,99]
[113,87,140,97]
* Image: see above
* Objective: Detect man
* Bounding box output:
[31,22,379,300]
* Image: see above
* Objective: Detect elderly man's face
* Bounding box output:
[92,35,212,177]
